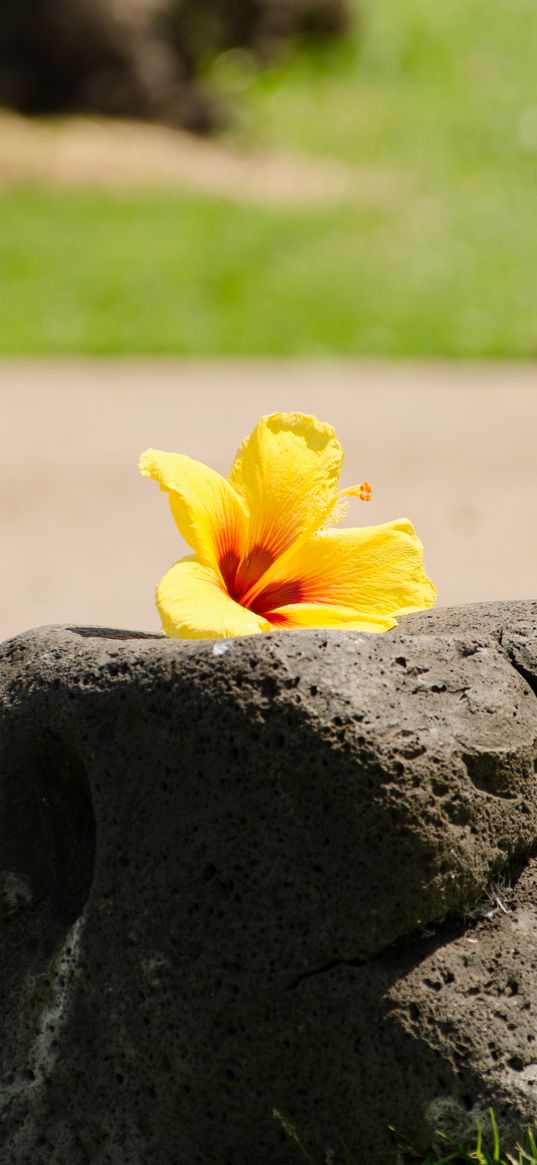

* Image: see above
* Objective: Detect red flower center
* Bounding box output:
[219,544,303,618]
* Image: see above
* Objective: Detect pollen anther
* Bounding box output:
[338,481,373,504]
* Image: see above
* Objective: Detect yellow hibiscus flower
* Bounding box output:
[139,412,437,639]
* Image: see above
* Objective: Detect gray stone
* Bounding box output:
[400,600,537,699]
[257,855,537,1165]
[0,605,536,1163]
[400,598,537,641]
[382,853,537,1160]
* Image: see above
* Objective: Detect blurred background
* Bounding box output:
[0,0,536,639]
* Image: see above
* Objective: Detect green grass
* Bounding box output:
[4,0,537,353]
[397,1111,537,1165]
[276,1109,537,1165]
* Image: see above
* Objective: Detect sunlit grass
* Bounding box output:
[224,0,537,179]
[2,180,537,355]
[275,1109,537,1165]
[3,0,537,353]
[397,1111,537,1165]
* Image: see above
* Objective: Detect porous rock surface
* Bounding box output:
[0,602,537,1163]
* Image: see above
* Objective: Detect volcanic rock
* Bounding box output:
[0,603,536,1163]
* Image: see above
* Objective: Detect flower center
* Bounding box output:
[219,544,303,615]
[250,578,303,614]
[219,545,273,603]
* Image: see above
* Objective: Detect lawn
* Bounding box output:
[2,0,537,354]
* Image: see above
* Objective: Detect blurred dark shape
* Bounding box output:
[0,0,350,131]
[0,0,215,131]
[167,0,350,66]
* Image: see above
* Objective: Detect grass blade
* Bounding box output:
[273,1109,317,1165]
[490,1109,501,1162]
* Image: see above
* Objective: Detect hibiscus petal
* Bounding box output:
[266,603,397,632]
[140,449,248,578]
[156,557,270,639]
[252,518,437,623]
[228,413,344,567]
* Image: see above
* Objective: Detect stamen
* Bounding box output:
[338,481,373,503]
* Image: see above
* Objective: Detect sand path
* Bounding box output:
[0,359,535,642]
[0,112,400,207]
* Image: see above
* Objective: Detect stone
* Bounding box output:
[381,852,537,1159]
[257,854,537,1164]
[0,604,536,1163]
[401,599,537,699]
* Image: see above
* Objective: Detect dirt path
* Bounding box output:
[0,359,535,642]
[0,111,401,207]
